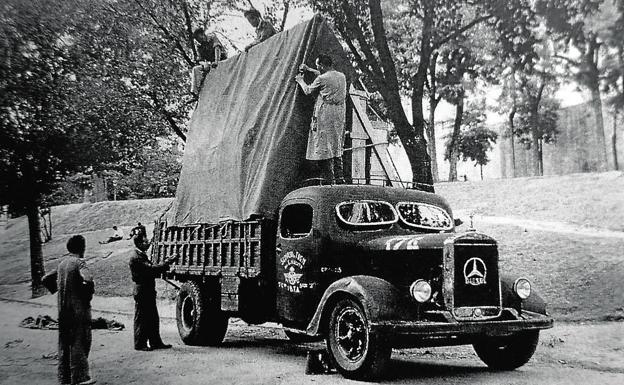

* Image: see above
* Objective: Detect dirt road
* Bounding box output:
[1,298,623,385]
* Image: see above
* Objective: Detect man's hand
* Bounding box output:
[295,73,304,83]
[299,63,310,72]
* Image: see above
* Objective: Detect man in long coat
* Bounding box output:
[295,54,347,183]
[57,235,95,385]
[129,235,177,351]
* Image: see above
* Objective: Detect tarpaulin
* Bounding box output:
[169,15,352,225]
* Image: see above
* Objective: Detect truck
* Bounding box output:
[151,16,553,380]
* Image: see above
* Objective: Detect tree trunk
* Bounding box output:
[427,52,440,182]
[409,82,433,190]
[26,202,46,298]
[582,37,607,170]
[341,0,433,191]
[531,128,541,176]
[614,110,620,171]
[508,114,516,178]
[426,109,438,183]
[589,84,608,170]
[508,74,517,178]
[480,164,483,180]
[448,97,464,182]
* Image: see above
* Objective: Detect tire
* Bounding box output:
[473,330,540,370]
[284,330,322,343]
[176,281,228,346]
[326,298,391,380]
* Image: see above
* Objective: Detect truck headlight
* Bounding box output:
[410,280,432,303]
[513,278,531,300]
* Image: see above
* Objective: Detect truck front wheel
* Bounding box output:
[176,281,228,346]
[326,298,391,380]
[473,330,539,370]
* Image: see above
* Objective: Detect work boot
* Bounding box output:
[134,346,152,351]
[77,378,96,385]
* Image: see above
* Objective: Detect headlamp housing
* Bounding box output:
[409,279,432,303]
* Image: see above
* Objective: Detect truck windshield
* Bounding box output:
[336,200,398,227]
[396,202,452,231]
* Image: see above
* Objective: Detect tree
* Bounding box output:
[308,0,537,189]
[603,0,624,170]
[444,100,498,180]
[0,0,165,296]
[513,74,560,176]
[536,0,614,170]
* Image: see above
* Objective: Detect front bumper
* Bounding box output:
[372,310,553,347]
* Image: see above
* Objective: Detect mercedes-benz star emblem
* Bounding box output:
[463,257,487,286]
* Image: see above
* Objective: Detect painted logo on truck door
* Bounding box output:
[278,251,307,293]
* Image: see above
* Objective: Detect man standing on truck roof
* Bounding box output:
[129,236,178,351]
[295,54,347,184]
[244,8,276,52]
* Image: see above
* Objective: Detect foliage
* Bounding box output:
[444,101,498,167]
[113,143,183,200]
[0,0,152,210]
[513,86,560,148]
[603,0,624,111]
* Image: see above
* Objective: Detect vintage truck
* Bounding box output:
[151,16,553,380]
[152,183,553,379]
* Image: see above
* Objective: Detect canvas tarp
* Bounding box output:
[169,15,352,225]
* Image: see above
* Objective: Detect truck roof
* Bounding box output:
[283,184,453,217]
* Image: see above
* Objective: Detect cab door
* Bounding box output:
[276,198,319,325]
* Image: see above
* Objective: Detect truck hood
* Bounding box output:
[360,231,496,251]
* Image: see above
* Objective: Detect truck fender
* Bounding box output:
[500,275,548,315]
[305,275,405,336]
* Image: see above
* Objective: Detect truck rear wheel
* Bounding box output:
[176,281,228,346]
[326,298,391,380]
[473,330,539,370]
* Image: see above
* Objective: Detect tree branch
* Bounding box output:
[133,0,194,67]
[553,54,581,67]
[368,0,401,94]
[280,0,290,32]
[341,1,385,83]
[338,29,389,98]
[434,15,494,49]
[180,0,198,62]
[140,89,187,141]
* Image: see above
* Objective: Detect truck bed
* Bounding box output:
[151,219,272,279]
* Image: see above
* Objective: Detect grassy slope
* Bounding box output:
[1,173,623,321]
[436,171,624,231]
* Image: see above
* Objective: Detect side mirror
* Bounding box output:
[454,218,463,227]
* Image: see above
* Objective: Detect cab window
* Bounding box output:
[280,204,313,238]
[336,200,398,227]
[396,202,452,231]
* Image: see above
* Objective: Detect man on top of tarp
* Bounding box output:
[244,8,276,52]
[190,28,227,94]
[296,53,347,183]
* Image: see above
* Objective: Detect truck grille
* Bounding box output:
[443,236,502,320]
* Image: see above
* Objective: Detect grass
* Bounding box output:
[437,171,624,231]
[1,172,623,322]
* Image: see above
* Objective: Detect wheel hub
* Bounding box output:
[181,295,196,331]
[335,308,367,362]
